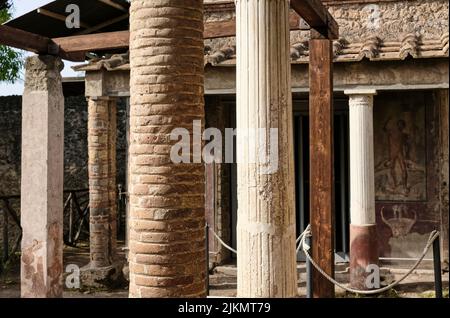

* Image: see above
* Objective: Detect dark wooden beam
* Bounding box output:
[37,8,91,29]
[204,12,305,38]
[0,25,51,54]
[2,12,326,56]
[309,37,335,298]
[291,0,339,39]
[204,20,235,39]
[58,51,87,62]
[98,0,128,12]
[0,25,86,61]
[52,30,129,53]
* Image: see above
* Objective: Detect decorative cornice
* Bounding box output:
[204,0,419,13]
[358,36,382,60]
[74,32,449,72]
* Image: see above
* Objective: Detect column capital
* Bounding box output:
[344,88,377,96]
[24,55,64,92]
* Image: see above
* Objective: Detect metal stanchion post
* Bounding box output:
[306,235,313,298]
[206,223,210,296]
[433,234,443,298]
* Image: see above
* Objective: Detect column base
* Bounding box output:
[80,262,125,289]
[350,224,379,290]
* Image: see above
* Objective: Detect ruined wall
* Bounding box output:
[0,96,128,258]
[204,0,449,52]
[326,0,448,42]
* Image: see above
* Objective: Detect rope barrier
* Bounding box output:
[299,224,440,295]
[208,223,441,295]
[208,226,237,254]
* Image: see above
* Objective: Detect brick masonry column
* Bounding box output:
[20,55,64,298]
[236,0,297,297]
[128,0,206,298]
[345,89,379,290]
[108,99,118,262]
[81,97,123,288]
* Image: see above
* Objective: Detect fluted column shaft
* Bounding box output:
[129,0,206,298]
[346,89,379,290]
[236,0,297,298]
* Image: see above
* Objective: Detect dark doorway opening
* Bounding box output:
[294,99,350,262]
[229,99,351,263]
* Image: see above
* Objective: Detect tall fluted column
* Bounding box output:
[345,89,379,290]
[236,0,297,298]
[20,55,64,298]
[129,0,206,298]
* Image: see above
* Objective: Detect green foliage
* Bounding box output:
[1,3,24,83]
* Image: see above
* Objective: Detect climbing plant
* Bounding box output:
[0,0,23,83]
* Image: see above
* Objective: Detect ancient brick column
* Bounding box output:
[236,0,298,297]
[81,97,122,287]
[128,0,206,298]
[345,89,379,290]
[20,55,64,298]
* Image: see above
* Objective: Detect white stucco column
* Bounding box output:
[345,89,379,290]
[236,0,297,298]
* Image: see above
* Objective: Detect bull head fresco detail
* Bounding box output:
[381,205,417,238]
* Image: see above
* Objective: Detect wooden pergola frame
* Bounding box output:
[1,0,338,60]
[0,0,338,298]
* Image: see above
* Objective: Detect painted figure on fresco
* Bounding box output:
[384,118,411,194]
[374,101,426,201]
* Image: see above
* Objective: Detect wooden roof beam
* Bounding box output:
[0,25,86,61]
[52,30,129,53]
[53,15,307,53]
[2,11,332,56]
[98,0,128,12]
[204,11,306,38]
[37,8,91,29]
[0,24,52,54]
[76,13,129,35]
[290,0,339,39]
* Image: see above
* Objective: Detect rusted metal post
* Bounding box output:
[433,235,443,298]
[206,223,210,296]
[68,192,74,245]
[309,31,335,298]
[306,235,313,298]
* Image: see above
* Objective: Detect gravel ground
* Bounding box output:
[1,244,448,299]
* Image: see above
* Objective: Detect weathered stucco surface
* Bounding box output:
[20,55,65,298]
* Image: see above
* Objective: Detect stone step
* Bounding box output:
[209,265,402,288]
[213,263,349,277]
